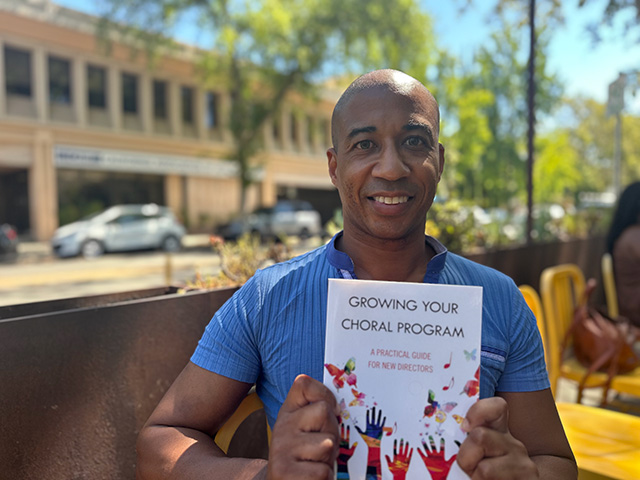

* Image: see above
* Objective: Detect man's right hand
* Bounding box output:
[267,374,340,480]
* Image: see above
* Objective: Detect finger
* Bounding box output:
[294,401,340,434]
[407,447,413,463]
[346,425,350,444]
[429,435,437,452]
[457,427,515,475]
[385,454,392,468]
[281,375,339,416]
[268,458,334,480]
[294,432,340,463]
[464,451,538,480]
[462,397,509,434]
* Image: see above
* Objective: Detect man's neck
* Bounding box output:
[337,230,435,283]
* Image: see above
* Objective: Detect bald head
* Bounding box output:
[331,69,440,149]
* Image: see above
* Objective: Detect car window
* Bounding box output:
[114,213,146,225]
[274,203,293,213]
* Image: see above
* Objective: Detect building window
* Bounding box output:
[181,86,194,124]
[206,92,218,129]
[324,118,331,147]
[307,115,314,146]
[290,112,298,144]
[87,64,107,108]
[122,72,138,114]
[48,55,71,104]
[272,114,281,145]
[153,80,167,119]
[5,46,32,97]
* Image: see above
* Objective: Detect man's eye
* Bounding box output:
[356,140,374,150]
[404,136,425,147]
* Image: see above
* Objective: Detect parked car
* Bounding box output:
[218,200,323,240]
[0,223,19,262]
[51,204,186,258]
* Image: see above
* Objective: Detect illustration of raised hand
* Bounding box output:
[417,435,459,480]
[355,406,386,480]
[385,438,413,480]
[337,422,358,479]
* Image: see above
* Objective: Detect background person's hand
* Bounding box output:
[457,397,539,479]
[266,375,340,480]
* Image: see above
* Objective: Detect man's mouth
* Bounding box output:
[372,196,409,205]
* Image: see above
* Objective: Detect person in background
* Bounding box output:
[606,181,640,327]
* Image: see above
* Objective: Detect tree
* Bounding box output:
[433,22,561,209]
[579,0,640,43]
[565,96,640,193]
[99,0,437,212]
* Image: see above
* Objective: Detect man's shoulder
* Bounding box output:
[252,242,332,286]
[443,251,517,290]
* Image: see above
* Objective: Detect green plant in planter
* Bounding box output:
[179,233,292,291]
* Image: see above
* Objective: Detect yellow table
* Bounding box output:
[557,402,640,480]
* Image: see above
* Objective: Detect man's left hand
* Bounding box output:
[457,397,539,479]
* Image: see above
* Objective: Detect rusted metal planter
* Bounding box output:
[0,286,238,480]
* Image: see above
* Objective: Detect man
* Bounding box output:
[136,69,577,479]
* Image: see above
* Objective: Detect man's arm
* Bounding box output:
[457,389,577,479]
[136,364,340,480]
[136,362,267,479]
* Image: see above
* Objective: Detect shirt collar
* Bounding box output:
[327,231,448,283]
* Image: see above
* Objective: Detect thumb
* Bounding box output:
[462,397,509,434]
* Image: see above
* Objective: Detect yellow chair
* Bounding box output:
[557,402,640,480]
[214,391,271,457]
[519,285,554,392]
[540,264,640,405]
[601,253,619,318]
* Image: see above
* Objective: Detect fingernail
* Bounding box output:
[461,419,470,432]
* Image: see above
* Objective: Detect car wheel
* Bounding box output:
[161,235,181,252]
[81,239,104,259]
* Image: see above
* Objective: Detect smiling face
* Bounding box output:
[327,80,445,245]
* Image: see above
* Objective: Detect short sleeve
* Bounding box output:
[190,274,263,383]
[497,287,550,392]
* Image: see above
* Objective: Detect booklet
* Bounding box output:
[323,278,482,480]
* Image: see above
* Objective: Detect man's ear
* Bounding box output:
[327,147,339,187]
[437,143,445,181]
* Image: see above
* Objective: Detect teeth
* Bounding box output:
[373,196,409,205]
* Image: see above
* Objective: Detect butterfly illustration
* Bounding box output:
[324,357,357,390]
[423,389,457,419]
[464,348,477,361]
[461,367,480,397]
[349,388,366,407]
[452,414,465,425]
[339,399,351,420]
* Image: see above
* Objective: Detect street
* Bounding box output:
[0,235,222,307]
[0,235,321,308]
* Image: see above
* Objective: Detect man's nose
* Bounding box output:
[372,145,410,180]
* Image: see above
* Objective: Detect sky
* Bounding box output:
[53,0,640,114]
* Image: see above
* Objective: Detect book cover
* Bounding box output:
[323,278,483,480]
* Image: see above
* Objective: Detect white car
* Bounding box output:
[52,204,186,258]
[218,200,323,240]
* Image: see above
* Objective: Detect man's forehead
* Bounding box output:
[341,87,437,125]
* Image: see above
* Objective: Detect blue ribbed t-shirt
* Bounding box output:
[191,233,549,428]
